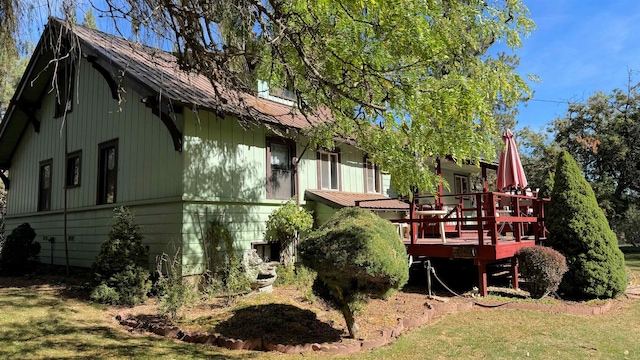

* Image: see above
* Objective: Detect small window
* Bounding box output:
[454,174,469,194]
[66,150,82,188]
[38,159,53,211]
[253,242,281,262]
[55,63,75,118]
[318,151,340,190]
[267,138,296,199]
[365,159,381,193]
[97,139,118,204]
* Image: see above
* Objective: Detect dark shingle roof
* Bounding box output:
[68,19,327,129]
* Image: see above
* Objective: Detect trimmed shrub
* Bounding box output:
[516,246,568,299]
[299,207,409,338]
[265,199,313,267]
[91,207,151,306]
[0,223,40,275]
[546,151,626,299]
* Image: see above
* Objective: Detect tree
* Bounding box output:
[1,0,535,196]
[82,8,97,30]
[299,207,409,338]
[517,126,559,195]
[91,207,151,305]
[546,151,626,299]
[0,41,28,117]
[553,82,640,220]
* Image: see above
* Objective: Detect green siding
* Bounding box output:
[4,56,185,268]
[4,201,183,269]
[6,56,183,216]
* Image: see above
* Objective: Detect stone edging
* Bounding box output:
[115,299,613,355]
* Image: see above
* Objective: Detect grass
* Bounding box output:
[1,252,639,359]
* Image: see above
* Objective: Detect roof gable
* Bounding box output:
[0,17,329,169]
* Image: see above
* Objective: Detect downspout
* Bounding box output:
[63,113,69,276]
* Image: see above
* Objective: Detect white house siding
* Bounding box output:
[4,57,185,269]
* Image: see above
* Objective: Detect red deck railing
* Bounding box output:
[390,191,549,248]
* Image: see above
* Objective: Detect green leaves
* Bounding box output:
[6,1,534,196]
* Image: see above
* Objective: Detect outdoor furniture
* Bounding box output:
[415,209,448,242]
[393,222,409,239]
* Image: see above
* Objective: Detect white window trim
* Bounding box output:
[318,151,340,190]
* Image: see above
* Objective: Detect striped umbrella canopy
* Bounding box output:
[496,129,528,191]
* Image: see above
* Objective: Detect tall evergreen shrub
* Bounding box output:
[91,207,151,305]
[546,151,626,299]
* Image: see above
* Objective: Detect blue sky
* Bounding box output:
[510,1,640,131]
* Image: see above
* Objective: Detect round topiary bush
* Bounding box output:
[91,207,151,306]
[516,246,568,299]
[546,151,626,299]
[299,207,409,339]
[0,223,40,275]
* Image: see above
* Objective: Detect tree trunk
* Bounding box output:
[341,305,360,339]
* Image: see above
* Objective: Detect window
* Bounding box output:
[267,138,295,199]
[38,159,52,211]
[318,151,340,190]
[454,174,469,194]
[97,139,118,204]
[364,159,381,193]
[54,63,75,118]
[253,242,281,262]
[65,150,82,188]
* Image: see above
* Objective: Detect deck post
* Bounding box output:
[477,261,488,297]
[436,158,443,208]
[410,197,416,245]
[488,193,498,246]
[476,193,484,246]
[510,257,519,290]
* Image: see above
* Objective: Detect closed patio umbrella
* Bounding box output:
[496,129,528,191]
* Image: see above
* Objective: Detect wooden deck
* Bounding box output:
[390,191,549,296]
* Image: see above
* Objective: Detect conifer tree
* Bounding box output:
[546,151,626,299]
[91,207,151,305]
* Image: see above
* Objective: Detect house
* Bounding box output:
[0,18,486,274]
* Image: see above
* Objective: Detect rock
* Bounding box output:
[242,249,277,290]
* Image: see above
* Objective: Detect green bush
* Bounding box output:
[156,250,197,320]
[546,151,626,299]
[274,263,317,289]
[91,207,151,306]
[202,219,250,301]
[0,223,40,275]
[516,246,568,299]
[265,199,313,267]
[299,207,409,338]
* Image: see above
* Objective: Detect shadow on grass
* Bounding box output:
[214,303,344,345]
[0,286,255,359]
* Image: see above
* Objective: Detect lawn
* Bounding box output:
[1,253,639,360]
